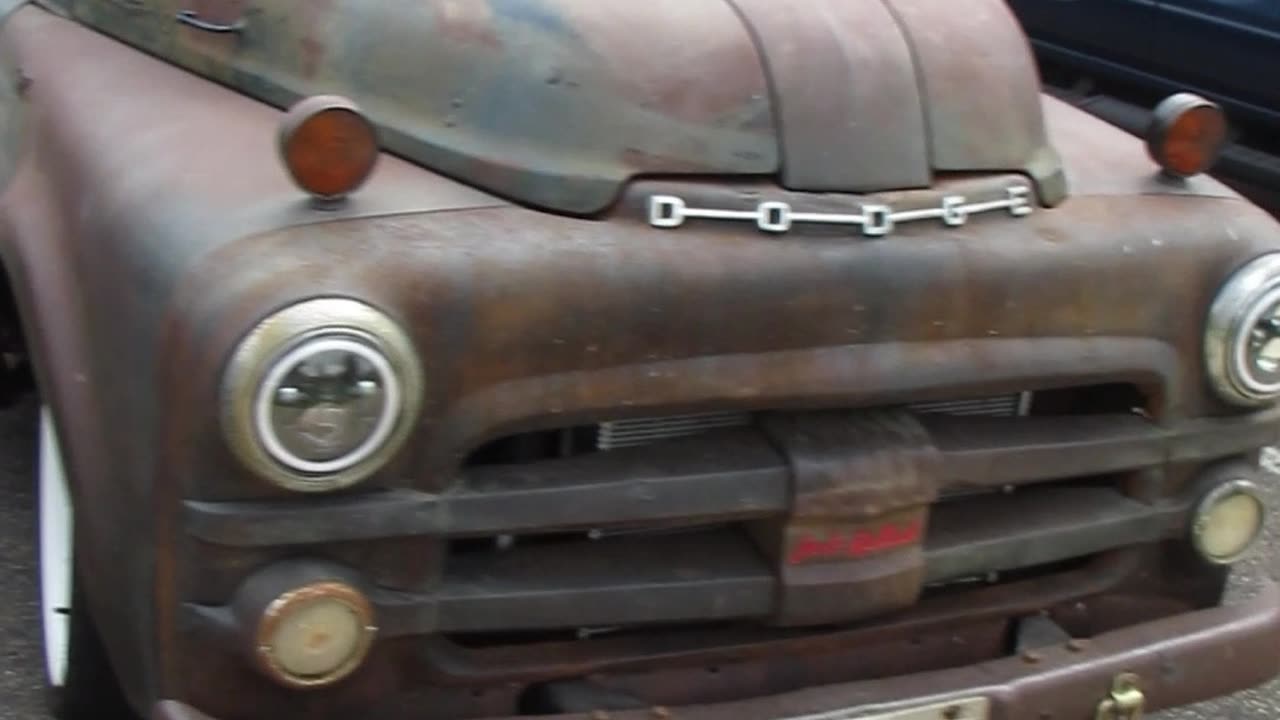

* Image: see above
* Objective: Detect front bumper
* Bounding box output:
[155,582,1280,720]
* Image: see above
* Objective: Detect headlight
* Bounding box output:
[1206,253,1280,405]
[223,298,422,492]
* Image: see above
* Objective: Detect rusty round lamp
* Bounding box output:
[1146,93,1228,179]
[279,95,380,206]
[233,563,378,690]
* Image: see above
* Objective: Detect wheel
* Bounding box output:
[37,405,132,719]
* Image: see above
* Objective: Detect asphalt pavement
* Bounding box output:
[0,394,1276,719]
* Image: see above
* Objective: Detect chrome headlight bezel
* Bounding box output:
[1206,253,1280,406]
[223,298,423,492]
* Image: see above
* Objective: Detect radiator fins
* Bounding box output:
[909,392,1030,417]
[594,393,1028,451]
[596,412,752,451]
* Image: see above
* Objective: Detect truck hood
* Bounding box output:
[51,0,1065,213]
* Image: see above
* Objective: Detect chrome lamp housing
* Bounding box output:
[222,298,422,492]
[1206,254,1280,406]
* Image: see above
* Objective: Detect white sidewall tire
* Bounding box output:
[38,405,73,689]
[35,404,133,720]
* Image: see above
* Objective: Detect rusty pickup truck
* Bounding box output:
[1,1,1277,719]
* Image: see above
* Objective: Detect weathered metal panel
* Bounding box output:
[52,0,1074,210]
[59,0,779,215]
[883,0,1045,167]
[726,0,931,191]
[0,5,505,704]
[1041,95,1239,199]
[883,0,1068,204]
[0,21,24,196]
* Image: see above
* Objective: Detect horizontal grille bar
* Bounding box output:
[228,486,1185,637]
[428,488,1181,633]
[436,530,774,632]
[184,407,1280,548]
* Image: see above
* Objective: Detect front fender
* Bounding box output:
[0,5,500,710]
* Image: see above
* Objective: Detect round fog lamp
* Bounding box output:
[256,582,376,689]
[1206,254,1280,405]
[1192,481,1266,564]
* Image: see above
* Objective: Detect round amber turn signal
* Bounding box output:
[1146,93,1228,179]
[279,96,379,202]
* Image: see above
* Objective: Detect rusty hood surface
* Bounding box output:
[42,0,1065,213]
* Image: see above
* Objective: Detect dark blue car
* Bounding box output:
[1008,0,1280,209]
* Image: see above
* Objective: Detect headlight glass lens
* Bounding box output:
[1237,290,1280,394]
[257,336,400,475]
[1206,254,1280,405]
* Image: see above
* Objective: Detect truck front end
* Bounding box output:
[3,1,1278,719]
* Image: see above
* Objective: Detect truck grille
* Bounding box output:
[180,375,1255,702]
[407,383,1172,630]
[182,375,1224,700]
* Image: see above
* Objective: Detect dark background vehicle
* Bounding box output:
[1008,0,1280,212]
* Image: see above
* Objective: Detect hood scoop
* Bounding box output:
[727,0,1064,203]
[61,0,1065,213]
[727,0,932,192]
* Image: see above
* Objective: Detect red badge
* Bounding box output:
[787,518,923,565]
